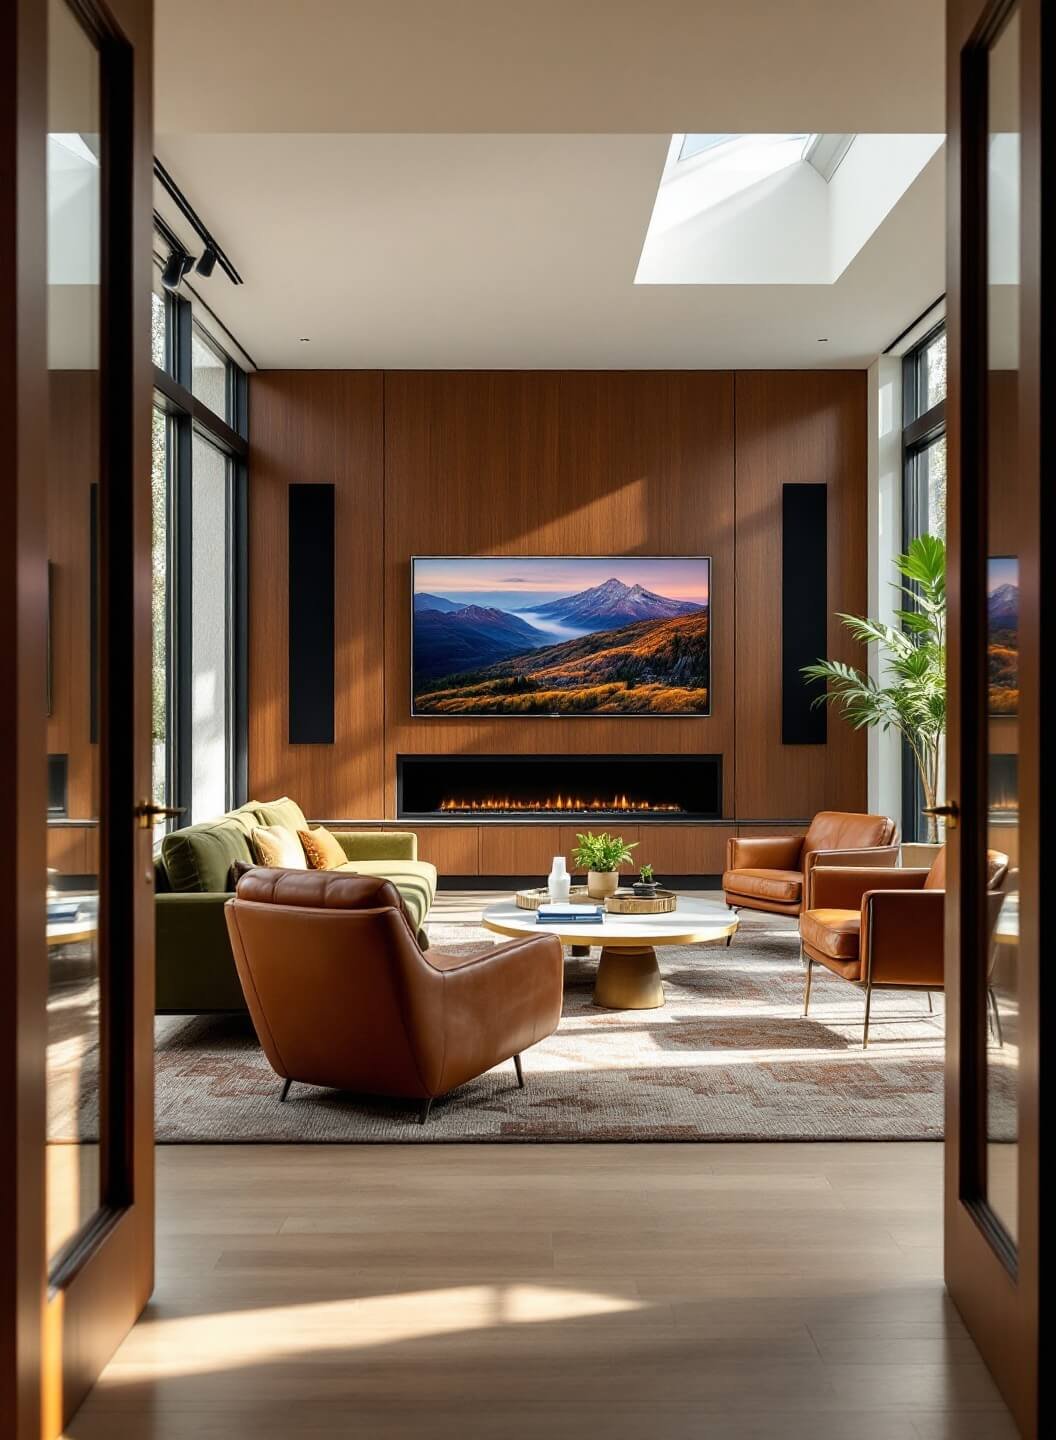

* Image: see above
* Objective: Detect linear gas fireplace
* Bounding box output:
[989,754,1018,825]
[397,754,722,822]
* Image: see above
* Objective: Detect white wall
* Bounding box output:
[829,134,944,279]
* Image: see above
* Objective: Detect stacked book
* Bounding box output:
[46,897,83,923]
[536,902,604,925]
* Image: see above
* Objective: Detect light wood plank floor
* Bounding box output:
[64,1143,1016,1439]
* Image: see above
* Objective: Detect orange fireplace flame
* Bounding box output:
[438,794,684,814]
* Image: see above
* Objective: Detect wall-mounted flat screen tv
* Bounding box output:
[411,556,711,717]
[988,555,1019,716]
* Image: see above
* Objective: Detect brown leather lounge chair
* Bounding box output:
[722,812,899,921]
[799,846,1009,1047]
[225,868,564,1122]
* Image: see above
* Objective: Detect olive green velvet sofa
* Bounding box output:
[154,796,436,1012]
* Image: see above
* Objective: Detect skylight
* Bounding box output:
[653,135,818,236]
[636,131,945,286]
[49,132,100,168]
[675,133,855,183]
[677,133,812,170]
[677,134,741,162]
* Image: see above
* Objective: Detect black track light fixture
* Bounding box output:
[154,160,243,285]
[195,245,217,278]
[161,247,195,290]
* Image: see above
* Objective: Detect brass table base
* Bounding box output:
[592,945,665,1010]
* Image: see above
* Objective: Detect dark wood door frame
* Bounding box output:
[0,3,49,1437]
[1,0,154,1434]
[945,0,1048,1432]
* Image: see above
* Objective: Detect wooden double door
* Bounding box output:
[944,0,1051,1433]
[1,0,155,1435]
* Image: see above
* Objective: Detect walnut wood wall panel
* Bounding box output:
[47,371,99,828]
[248,373,384,819]
[247,369,869,837]
[734,372,868,820]
[382,372,737,817]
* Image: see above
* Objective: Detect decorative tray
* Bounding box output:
[515,886,592,910]
[603,888,678,915]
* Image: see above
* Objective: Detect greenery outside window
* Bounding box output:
[151,407,172,828]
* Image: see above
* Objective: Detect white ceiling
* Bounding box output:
[155,1,947,370]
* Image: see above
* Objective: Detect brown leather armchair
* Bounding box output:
[799,846,1009,1047]
[225,868,564,1122]
[723,812,899,920]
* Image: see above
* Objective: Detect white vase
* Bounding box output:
[547,856,571,903]
[587,870,619,901]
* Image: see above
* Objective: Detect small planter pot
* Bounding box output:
[632,881,660,897]
[587,870,620,901]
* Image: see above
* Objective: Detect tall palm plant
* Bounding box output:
[802,534,946,842]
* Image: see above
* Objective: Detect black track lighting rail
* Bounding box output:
[153,157,243,285]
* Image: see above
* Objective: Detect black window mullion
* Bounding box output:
[172,292,193,390]
[172,410,194,826]
[904,399,947,452]
[232,364,248,442]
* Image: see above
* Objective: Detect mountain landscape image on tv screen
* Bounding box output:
[412,557,711,716]
[988,555,1019,715]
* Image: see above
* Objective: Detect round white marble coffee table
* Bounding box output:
[481,896,738,1010]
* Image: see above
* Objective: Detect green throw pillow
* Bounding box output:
[252,797,309,834]
[161,818,256,894]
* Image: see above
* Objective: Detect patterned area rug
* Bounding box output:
[154,906,946,1142]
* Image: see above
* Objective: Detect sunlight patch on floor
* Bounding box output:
[101,1284,646,1379]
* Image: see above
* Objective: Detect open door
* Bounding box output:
[1,0,154,1434]
[945,0,1048,1432]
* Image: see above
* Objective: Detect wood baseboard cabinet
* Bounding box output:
[349,821,806,879]
[412,825,479,876]
[46,824,98,877]
[383,821,744,878]
[736,824,808,839]
[634,825,736,876]
[478,826,562,877]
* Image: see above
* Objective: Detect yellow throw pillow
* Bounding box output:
[250,825,307,870]
[298,825,347,871]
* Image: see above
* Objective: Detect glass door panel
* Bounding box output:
[45,0,103,1268]
[983,4,1020,1245]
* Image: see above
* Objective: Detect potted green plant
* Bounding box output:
[801,533,946,843]
[571,831,638,900]
[633,863,659,897]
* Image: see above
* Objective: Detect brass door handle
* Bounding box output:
[135,800,186,830]
[922,802,959,830]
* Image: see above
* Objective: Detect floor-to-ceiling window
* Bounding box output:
[150,261,248,825]
[904,324,947,539]
[189,433,233,819]
[902,322,947,840]
[151,404,171,816]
